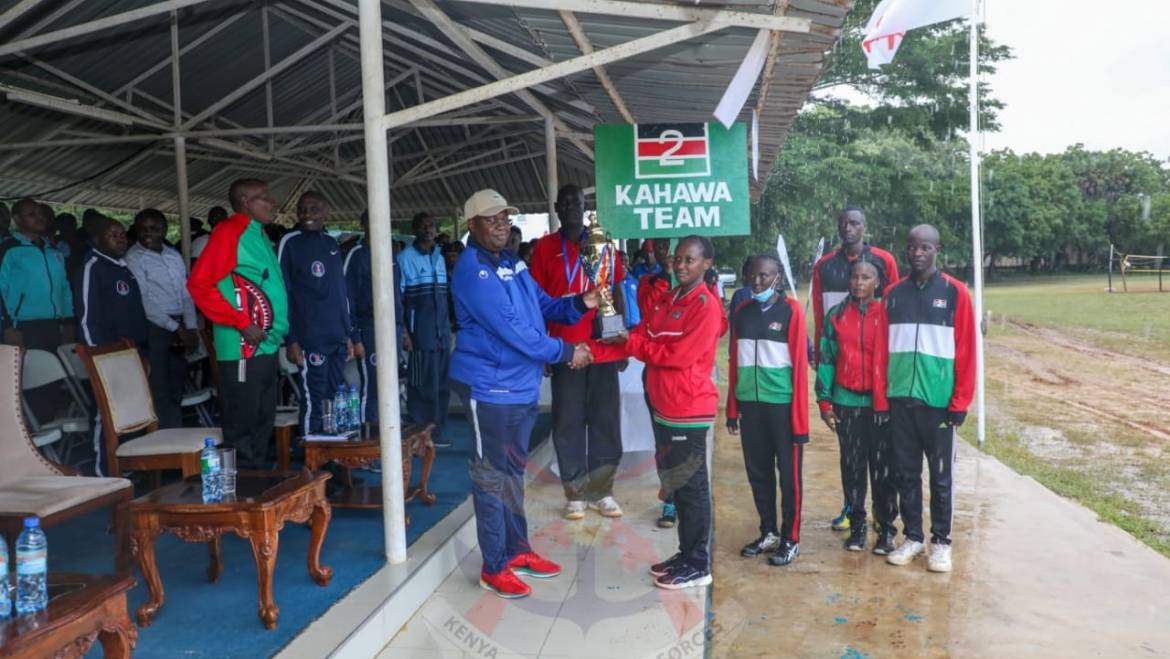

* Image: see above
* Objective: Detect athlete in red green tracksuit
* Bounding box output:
[882,224,975,573]
[726,254,809,567]
[188,179,289,469]
[815,258,898,555]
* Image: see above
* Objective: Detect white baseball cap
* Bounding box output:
[463,189,518,220]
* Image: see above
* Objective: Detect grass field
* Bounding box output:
[978,274,1170,556]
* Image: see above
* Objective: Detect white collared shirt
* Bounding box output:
[125,242,197,332]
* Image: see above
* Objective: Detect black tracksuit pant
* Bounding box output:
[891,399,955,545]
[219,353,278,469]
[146,322,187,428]
[739,401,804,543]
[834,405,897,531]
[550,361,622,502]
[652,421,710,569]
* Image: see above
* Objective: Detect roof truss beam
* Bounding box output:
[558,10,634,124]
[449,0,811,32]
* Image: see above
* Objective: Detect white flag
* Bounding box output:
[862,0,969,69]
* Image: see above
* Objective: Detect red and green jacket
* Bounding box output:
[726,294,809,441]
[815,298,889,413]
[883,271,976,412]
[592,282,726,428]
[187,213,289,360]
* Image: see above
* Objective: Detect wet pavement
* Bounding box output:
[711,419,1170,658]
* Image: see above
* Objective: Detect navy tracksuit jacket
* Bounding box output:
[77,251,148,349]
[278,229,354,433]
[343,238,405,425]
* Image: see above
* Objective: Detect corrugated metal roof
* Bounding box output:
[0,0,853,221]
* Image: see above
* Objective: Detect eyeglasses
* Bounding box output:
[475,215,513,228]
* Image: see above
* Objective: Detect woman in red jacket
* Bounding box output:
[814,257,897,555]
[591,235,726,590]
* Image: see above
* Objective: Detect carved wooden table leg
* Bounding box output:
[249,525,281,629]
[132,529,164,627]
[98,604,138,659]
[207,534,223,583]
[308,501,333,586]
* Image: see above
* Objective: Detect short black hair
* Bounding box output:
[679,234,715,259]
[509,225,522,237]
[228,178,266,211]
[411,212,432,233]
[134,208,167,227]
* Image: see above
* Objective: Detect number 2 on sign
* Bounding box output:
[658,129,685,167]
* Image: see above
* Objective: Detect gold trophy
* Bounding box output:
[580,212,625,339]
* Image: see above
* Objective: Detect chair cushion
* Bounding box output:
[116,428,223,457]
[274,411,298,428]
[0,476,130,517]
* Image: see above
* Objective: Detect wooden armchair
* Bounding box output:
[77,340,221,483]
[0,345,132,570]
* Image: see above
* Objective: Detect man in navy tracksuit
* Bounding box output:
[398,212,452,446]
[278,192,355,434]
[344,211,405,425]
[451,189,598,599]
[77,218,148,349]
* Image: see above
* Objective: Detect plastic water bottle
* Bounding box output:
[334,386,349,433]
[0,533,10,619]
[15,517,47,615]
[348,384,361,431]
[200,437,222,503]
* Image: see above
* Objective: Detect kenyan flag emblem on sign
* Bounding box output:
[634,123,711,179]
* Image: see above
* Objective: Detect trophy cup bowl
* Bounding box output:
[581,213,625,340]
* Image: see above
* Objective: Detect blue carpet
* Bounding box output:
[55,413,510,659]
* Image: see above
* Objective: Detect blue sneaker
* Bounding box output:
[831,504,851,531]
[657,501,677,528]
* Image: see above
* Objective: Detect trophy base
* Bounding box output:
[593,313,626,340]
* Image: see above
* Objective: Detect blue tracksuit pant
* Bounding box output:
[406,349,450,439]
[458,382,536,575]
[298,342,348,434]
[356,321,379,424]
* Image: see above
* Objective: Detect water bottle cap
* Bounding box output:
[23,516,39,528]
[204,437,216,447]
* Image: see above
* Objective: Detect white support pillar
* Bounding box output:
[545,116,559,231]
[358,0,408,564]
[171,11,192,266]
[969,0,986,446]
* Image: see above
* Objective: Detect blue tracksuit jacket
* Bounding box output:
[397,241,450,352]
[278,229,353,349]
[77,250,148,348]
[343,238,404,359]
[450,239,586,405]
[0,232,74,328]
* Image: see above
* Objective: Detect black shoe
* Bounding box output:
[649,552,684,577]
[740,532,781,557]
[872,532,897,556]
[654,563,712,590]
[768,540,800,566]
[845,524,867,552]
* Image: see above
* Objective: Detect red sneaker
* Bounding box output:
[506,551,562,578]
[479,568,531,599]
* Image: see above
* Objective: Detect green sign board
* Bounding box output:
[594,122,750,239]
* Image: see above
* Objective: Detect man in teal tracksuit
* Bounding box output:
[0,198,75,350]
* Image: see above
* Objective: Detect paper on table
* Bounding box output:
[304,430,359,442]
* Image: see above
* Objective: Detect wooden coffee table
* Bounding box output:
[302,423,437,513]
[0,572,136,659]
[127,469,331,630]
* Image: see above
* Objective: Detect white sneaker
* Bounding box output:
[588,496,623,518]
[886,539,925,566]
[564,500,586,520]
[928,542,953,572]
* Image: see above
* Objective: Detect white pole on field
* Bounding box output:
[358,0,407,563]
[969,0,986,447]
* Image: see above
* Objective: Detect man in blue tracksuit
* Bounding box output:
[451,189,598,599]
[77,218,148,349]
[0,198,75,350]
[278,192,355,434]
[344,210,405,425]
[398,212,452,446]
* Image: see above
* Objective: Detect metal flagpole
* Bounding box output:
[969,0,986,447]
[358,0,407,563]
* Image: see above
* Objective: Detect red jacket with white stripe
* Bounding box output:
[591,282,727,427]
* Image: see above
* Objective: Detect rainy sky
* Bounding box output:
[983,0,1170,158]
